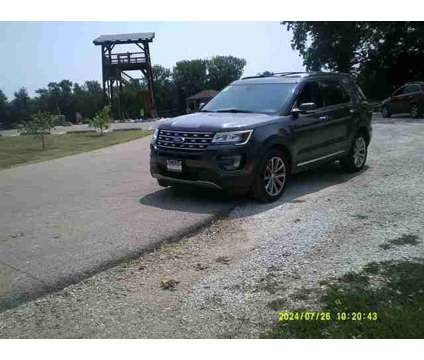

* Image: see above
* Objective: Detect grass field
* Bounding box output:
[264,259,424,338]
[0,130,151,170]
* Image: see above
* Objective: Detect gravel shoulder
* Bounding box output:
[1,118,423,338]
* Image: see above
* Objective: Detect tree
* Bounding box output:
[34,80,76,122]
[151,65,176,116]
[90,105,111,135]
[119,79,144,119]
[283,22,365,72]
[0,90,10,129]
[173,59,208,113]
[72,81,104,120]
[283,22,424,99]
[21,111,53,150]
[207,56,246,90]
[10,88,32,127]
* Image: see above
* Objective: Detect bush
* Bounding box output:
[89,105,112,135]
[20,111,53,150]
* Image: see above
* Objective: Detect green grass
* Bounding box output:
[0,130,151,170]
[379,234,420,250]
[264,260,424,338]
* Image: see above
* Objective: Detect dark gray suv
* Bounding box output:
[150,72,372,202]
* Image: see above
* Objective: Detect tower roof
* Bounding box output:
[93,32,155,45]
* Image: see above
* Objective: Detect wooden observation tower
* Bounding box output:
[93,32,157,119]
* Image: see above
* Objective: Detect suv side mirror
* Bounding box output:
[199,102,206,110]
[299,102,317,112]
[291,102,317,116]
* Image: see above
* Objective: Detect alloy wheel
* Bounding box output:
[411,105,419,118]
[353,136,366,168]
[264,156,286,197]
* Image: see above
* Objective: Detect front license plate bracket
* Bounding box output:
[166,159,183,172]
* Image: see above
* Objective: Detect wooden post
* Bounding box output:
[117,80,122,120]
[101,45,107,101]
[143,41,158,118]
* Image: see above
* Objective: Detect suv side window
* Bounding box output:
[404,84,420,94]
[320,80,350,107]
[340,77,365,103]
[296,81,323,108]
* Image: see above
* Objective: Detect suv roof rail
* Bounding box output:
[241,74,269,80]
[274,72,308,77]
[241,71,308,80]
[241,71,350,81]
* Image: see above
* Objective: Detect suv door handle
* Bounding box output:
[319,115,329,121]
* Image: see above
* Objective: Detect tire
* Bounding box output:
[340,132,368,173]
[157,179,171,187]
[410,103,420,119]
[251,149,289,202]
[382,105,391,118]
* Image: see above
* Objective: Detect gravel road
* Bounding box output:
[0,116,423,338]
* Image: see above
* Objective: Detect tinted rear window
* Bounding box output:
[404,84,420,94]
[341,77,366,102]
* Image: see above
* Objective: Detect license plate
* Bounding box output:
[166,159,183,172]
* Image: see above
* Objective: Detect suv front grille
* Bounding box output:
[156,129,215,150]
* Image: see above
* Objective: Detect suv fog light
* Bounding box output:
[218,155,242,170]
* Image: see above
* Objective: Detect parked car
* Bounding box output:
[382,82,424,118]
[150,72,372,202]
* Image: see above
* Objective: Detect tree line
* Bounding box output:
[0,55,246,130]
[283,21,424,100]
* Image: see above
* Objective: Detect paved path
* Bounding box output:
[0,136,235,310]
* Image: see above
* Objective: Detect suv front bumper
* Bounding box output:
[150,144,257,192]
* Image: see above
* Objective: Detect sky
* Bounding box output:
[0,21,304,98]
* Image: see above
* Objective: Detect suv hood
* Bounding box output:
[159,112,280,132]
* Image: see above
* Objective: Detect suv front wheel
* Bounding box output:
[382,105,391,118]
[251,149,289,202]
[340,133,368,173]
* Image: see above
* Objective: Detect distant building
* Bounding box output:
[185,90,219,113]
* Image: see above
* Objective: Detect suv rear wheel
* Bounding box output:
[340,133,368,173]
[410,104,420,119]
[251,150,289,202]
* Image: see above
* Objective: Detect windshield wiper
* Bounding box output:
[214,108,255,113]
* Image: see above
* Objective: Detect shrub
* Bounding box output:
[89,105,112,135]
[20,111,53,150]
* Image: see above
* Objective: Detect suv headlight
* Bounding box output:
[151,128,159,144]
[211,130,253,145]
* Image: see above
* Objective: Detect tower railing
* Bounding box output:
[104,52,146,65]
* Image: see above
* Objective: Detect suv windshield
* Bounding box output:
[202,83,296,114]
